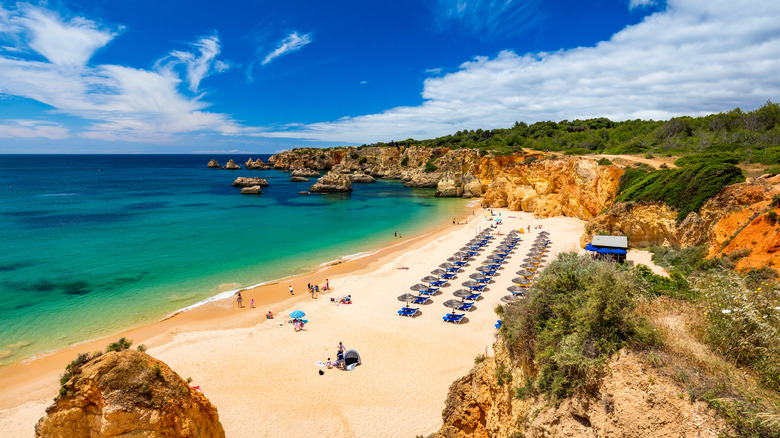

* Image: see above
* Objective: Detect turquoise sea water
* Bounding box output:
[0,155,467,365]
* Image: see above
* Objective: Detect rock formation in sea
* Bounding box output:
[349,172,376,183]
[35,350,225,438]
[240,186,263,194]
[232,177,269,187]
[223,159,241,170]
[289,176,310,182]
[290,168,320,178]
[207,159,220,168]
[244,158,270,170]
[310,171,353,192]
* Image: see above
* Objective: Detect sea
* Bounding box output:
[0,155,468,366]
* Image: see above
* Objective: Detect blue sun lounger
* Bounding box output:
[495,319,502,329]
[457,302,474,312]
[418,287,439,296]
[398,307,419,317]
[412,296,430,305]
[465,293,481,301]
[443,313,465,324]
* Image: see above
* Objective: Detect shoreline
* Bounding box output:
[0,199,478,409]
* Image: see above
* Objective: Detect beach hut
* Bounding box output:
[585,235,628,263]
[344,349,362,370]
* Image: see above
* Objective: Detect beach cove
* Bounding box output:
[0,207,588,437]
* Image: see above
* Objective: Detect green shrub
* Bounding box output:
[400,156,409,166]
[500,253,660,401]
[597,158,612,165]
[152,364,162,378]
[136,344,147,353]
[106,337,133,352]
[649,245,707,276]
[765,165,780,175]
[674,152,739,167]
[768,211,778,224]
[563,147,591,156]
[350,152,359,160]
[358,157,368,164]
[424,161,438,173]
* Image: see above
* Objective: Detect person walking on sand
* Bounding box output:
[289,285,294,295]
[236,292,243,308]
[250,298,254,308]
[326,279,329,290]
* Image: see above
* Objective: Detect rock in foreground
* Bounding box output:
[289,176,309,182]
[240,186,263,194]
[349,172,376,183]
[310,171,353,192]
[35,350,225,438]
[232,177,269,187]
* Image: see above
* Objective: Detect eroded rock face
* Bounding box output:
[35,350,225,438]
[224,159,240,170]
[289,176,309,182]
[207,159,220,168]
[232,177,269,187]
[310,171,353,192]
[431,341,727,438]
[240,186,263,194]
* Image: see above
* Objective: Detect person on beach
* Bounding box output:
[289,285,294,295]
[236,292,243,308]
[250,298,254,308]
[307,282,311,291]
[315,285,319,293]
[267,310,273,319]
[311,286,315,298]
[326,279,329,290]
[327,358,333,369]
[394,231,397,237]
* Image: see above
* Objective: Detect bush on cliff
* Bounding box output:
[500,253,659,401]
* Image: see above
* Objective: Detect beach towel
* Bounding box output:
[315,361,327,367]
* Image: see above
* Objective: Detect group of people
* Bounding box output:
[325,341,347,370]
[331,294,352,305]
[307,279,330,297]
[293,318,305,331]
[235,292,255,308]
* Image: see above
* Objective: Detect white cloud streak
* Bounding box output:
[629,0,658,9]
[261,31,312,65]
[266,0,780,143]
[431,0,542,41]
[0,4,240,143]
[0,119,69,139]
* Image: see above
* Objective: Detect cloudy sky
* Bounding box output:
[0,0,778,153]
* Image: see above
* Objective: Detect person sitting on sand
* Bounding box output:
[266,310,273,319]
[327,358,333,369]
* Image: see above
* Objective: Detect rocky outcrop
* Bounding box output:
[582,174,780,272]
[290,168,320,178]
[310,171,353,192]
[240,186,263,194]
[232,177,269,187]
[223,159,240,170]
[244,158,270,170]
[349,172,376,183]
[35,350,225,438]
[431,340,726,438]
[206,159,220,168]
[289,176,309,182]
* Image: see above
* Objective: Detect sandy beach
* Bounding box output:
[0,208,587,437]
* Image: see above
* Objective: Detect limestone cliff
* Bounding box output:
[431,340,726,438]
[310,171,353,192]
[35,350,225,438]
[583,174,780,271]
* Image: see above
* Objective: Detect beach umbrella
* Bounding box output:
[523,257,540,263]
[443,299,463,312]
[469,273,488,280]
[422,275,439,283]
[507,285,528,293]
[398,293,418,306]
[476,266,496,273]
[519,264,537,271]
[512,277,533,285]
[500,295,519,304]
[410,283,428,291]
[431,268,448,277]
[487,254,504,261]
[446,256,462,262]
[440,262,457,269]
[516,269,535,277]
[289,310,305,319]
[453,289,472,299]
[462,280,480,288]
[539,231,550,236]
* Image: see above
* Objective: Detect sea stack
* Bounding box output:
[245,158,269,170]
[224,159,241,170]
[290,168,320,178]
[232,177,269,187]
[35,350,225,438]
[309,171,353,192]
[207,159,220,168]
[240,186,263,194]
[349,172,376,183]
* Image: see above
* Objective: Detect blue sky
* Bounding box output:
[0,0,778,153]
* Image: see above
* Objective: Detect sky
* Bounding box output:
[0,0,778,153]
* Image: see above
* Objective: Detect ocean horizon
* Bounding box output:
[0,154,468,366]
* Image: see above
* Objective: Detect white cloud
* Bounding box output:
[163,35,227,92]
[0,4,241,142]
[261,31,312,65]
[267,0,780,143]
[629,0,657,9]
[431,0,542,41]
[0,119,69,139]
